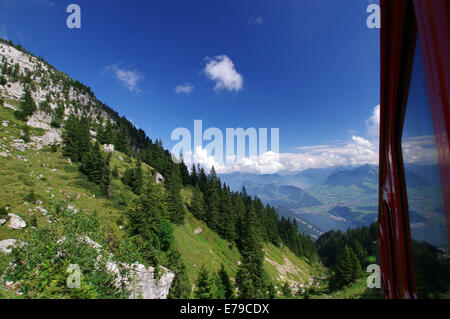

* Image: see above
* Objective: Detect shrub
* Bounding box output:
[4,203,135,298]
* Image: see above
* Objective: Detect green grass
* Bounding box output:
[174,210,242,286]
[311,274,381,299]
[1,104,327,298]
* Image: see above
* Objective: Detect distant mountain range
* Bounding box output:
[220,163,445,247]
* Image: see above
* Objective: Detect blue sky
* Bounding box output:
[0,0,381,173]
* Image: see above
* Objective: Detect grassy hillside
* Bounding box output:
[0,104,324,298]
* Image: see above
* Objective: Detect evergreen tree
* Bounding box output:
[205,166,220,230]
[15,88,36,121]
[121,160,143,194]
[217,263,235,299]
[51,102,65,128]
[97,120,114,145]
[190,184,206,221]
[79,142,110,195]
[115,124,131,156]
[189,163,198,186]
[165,163,185,225]
[194,267,215,299]
[112,165,119,178]
[179,160,190,185]
[62,114,91,163]
[167,248,191,299]
[127,173,170,265]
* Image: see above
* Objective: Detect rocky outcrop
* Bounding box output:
[0,239,17,254]
[155,173,165,184]
[103,144,115,153]
[127,265,175,299]
[7,213,27,229]
[27,112,52,130]
[11,141,26,153]
[63,236,175,299]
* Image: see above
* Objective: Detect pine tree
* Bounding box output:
[179,160,190,185]
[62,115,91,163]
[167,248,191,299]
[217,263,235,299]
[115,124,131,156]
[127,173,169,264]
[51,102,65,128]
[190,184,206,221]
[330,245,355,289]
[98,120,114,145]
[236,265,254,299]
[194,267,215,299]
[15,88,36,121]
[121,160,143,194]
[349,247,362,280]
[112,165,118,178]
[189,163,198,186]
[165,163,185,225]
[205,166,220,230]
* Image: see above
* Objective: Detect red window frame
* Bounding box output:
[379,0,450,299]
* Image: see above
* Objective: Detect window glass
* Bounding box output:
[401,38,450,298]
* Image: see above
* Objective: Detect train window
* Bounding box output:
[401,38,450,298]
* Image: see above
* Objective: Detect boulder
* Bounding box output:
[127,265,175,299]
[27,112,52,130]
[194,228,203,235]
[7,213,27,229]
[103,144,115,153]
[155,173,165,184]
[0,239,17,254]
[34,206,48,216]
[0,151,8,158]
[11,142,25,153]
[2,120,9,127]
[41,130,62,146]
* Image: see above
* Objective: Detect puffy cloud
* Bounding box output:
[366,104,380,139]
[174,83,194,94]
[249,15,264,26]
[106,64,144,94]
[352,135,373,149]
[401,135,438,165]
[204,55,243,92]
[183,147,283,174]
[179,105,381,174]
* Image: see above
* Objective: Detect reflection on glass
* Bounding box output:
[401,39,450,299]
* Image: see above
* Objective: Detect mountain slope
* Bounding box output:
[0,40,324,298]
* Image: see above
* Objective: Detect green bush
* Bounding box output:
[4,203,135,299]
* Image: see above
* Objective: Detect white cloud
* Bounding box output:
[182,136,378,174]
[0,25,7,40]
[180,105,382,174]
[366,104,380,139]
[352,135,373,149]
[174,83,194,94]
[402,135,438,165]
[204,55,243,92]
[249,15,264,26]
[106,64,144,94]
